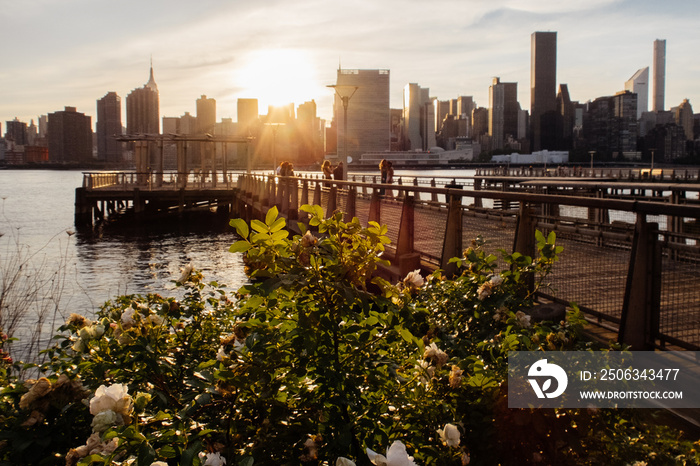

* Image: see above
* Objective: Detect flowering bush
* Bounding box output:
[0,206,698,465]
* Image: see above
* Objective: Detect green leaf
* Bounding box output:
[269,217,287,232]
[266,206,279,225]
[229,218,249,239]
[270,230,289,241]
[229,240,252,253]
[138,443,156,466]
[251,219,268,233]
[239,457,255,466]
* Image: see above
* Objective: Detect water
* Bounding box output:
[0,169,248,360]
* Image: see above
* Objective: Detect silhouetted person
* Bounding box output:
[333,162,344,180]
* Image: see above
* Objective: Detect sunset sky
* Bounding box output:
[1,0,698,129]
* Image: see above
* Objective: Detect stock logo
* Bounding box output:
[528,359,568,399]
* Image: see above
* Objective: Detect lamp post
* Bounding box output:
[589,150,595,172]
[327,84,358,180]
[650,148,655,171]
[263,122,284,174]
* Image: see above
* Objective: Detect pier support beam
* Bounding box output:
[368,189,381,224]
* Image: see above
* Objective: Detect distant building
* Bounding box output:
[652,39,666,112]
[126,64,159,134]
[96,91,123,163]
[333,68,391,161]
[237,98,259,136]
[5,118,28,145]
[297,99,323,164]
[673,99,694,141]
[488,77,519,151]
[556,84,575,150]
[196,95,216,134]
[583,91,638,158]
[402,82,435,151]
[530,31,558,151]
[625,67,649,119]
[48,106,92,163]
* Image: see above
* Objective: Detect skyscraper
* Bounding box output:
[530,31,557,151]
[96,92,123,163]
[47,107,92,163]
[402,82,435,151]
[652,39,666,112]
[488,77,518,151]
[126,63,160,134]
[334,69,390,161]
[196,95,216,134]
[625,67,649,119]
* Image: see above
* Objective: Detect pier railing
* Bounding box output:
[234,173,700,352]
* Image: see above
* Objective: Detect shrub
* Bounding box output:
[0,206,697,465]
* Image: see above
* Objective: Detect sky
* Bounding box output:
[1,0,698,130]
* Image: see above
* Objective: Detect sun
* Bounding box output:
[234,49,323,111]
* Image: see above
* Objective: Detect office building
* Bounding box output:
[333,68,391,160]
[47,107,92,163]
[625,67,649,119]
[96,92,123,163]
[126,63,160,134]
[653,39,666,112]
[402,82,435,151]
[5,118,28,145]
[488,77,519,151]
[556,84,575,150]
[673,99,694,141]
[196,95,216,135]
[530,31,557,151]
[583,91,638,158]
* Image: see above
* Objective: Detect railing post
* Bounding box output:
[441,192,463,277]
[396,195,421,277]
[289,178,299,220]
[619,217,661,350]
[312,181,322,207]
[362,176,367,196]
[326,186,338,218]
[430,178,438,205]
[396,177,404,201]
[368,188,381,224]
[281,178,290,217]
[344,186,356,222]
[513,201,536,293]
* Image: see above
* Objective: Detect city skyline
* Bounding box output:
[1,0,698,128]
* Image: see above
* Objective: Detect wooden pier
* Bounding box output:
[76,170,700,353]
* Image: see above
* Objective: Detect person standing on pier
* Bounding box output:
[333,162,344,181]
[379,159,388,195]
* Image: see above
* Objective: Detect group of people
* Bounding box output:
[321,160,345,180]
[275,161,295,177]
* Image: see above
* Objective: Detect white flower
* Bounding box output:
[178,263,194,283]
[437,423,461,448]
[301,230,318,248]
[216,347,228,362]
[418,359,435,383]
[515,311,531,328]
[336,458,357,466]
[89,384,133,419]
[489,274,503,286]
[198,452,227,466]
[423,343,448,367]
[145,314,164,326]
[367,440,418,466]
[449,365,463,388]
[91,409,119,433]
[151,462,169,466]
[402,269,424,289]
[121,308,136,326]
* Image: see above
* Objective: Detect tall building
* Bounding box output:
[402,82,435,151]
[488,77,519,151]
[47,107,92,163]
[126,63,160,134]
[5,118,28,145]
[196,95,216,134]
[333,68,391,160]
[625,67,649,119]
[96,92,123,163]
[237,99,259,137]
[652,39,666,112]
[556,84,575,150]
[673,99,694,141]
[583,91,638,158]
[530,31,557,151]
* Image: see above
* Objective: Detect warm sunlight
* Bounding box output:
[233,49,323,112]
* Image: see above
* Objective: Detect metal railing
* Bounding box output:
[235,173,700,351]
